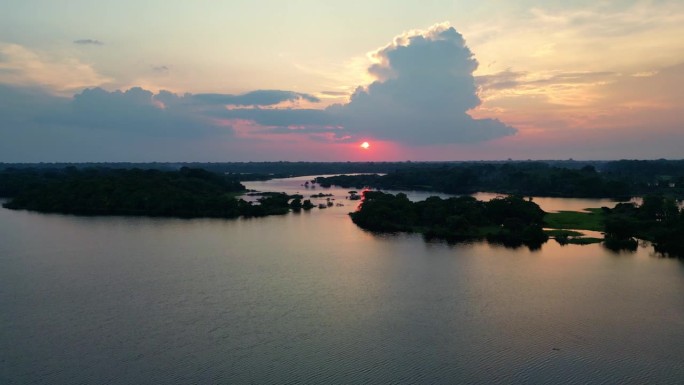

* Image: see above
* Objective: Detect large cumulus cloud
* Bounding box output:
[217,23,516,144]
[337,25,515,143]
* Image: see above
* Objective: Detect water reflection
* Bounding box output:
[1,177,683,384]
[244,176,630,213]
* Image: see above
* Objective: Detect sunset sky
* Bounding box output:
[1,0,683,162]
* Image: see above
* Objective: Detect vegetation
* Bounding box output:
[2,161,683,257]
[316,163,631,198]
[1,167,296,218]
[544,208,605,231]
[602,159,684,196]
[541,229,601,245]
[316,160,684,199]
[350,191,548,249]
[0,161,515,179]
[542,197,684,257]
[4,159,684,195]
[351,191,684,257]
[601,196,684,257]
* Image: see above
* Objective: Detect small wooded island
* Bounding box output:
[350,192,549,249]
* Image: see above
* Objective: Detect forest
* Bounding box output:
[4,159,684,198]
[350,191,549,249]
[601,195,684,257]
[315,161,684,199]
[0,167,305,218]
[2,161,683,257]
[350,190,684,257]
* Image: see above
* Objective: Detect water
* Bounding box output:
[1,177,683,384]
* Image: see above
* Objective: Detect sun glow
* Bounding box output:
[360,141,370,150]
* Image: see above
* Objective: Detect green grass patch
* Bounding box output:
[544,208,605,231]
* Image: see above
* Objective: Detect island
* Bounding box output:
[0,167,302,218]
[350,189,684,258]
[350,191,548,249]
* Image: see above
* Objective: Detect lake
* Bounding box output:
[1,176,683,384]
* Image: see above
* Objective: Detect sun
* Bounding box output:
[360,141,370,150]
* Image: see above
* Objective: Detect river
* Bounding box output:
[1,176,683,384]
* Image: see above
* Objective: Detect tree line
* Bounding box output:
[602,195,684,257]
[316,163,636,198]
[0,167,306,218]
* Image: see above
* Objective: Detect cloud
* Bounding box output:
[0,85,361,162]
[152,65,169,73]
[471,2,684,79]
[0,87,226,139]
[0,84,69,123]
[0,85,243,162]
[331,24,516,144]
[476,69,527,91]
[335,23,516,144]
[0,85,327,141]
[475,68,623,110]
[607,63,684,105]
[59,87,227,137]
[0,43,111,92]
[320,90,349,96]
[2,63,684,162]
[217,23,516,145]
[73,39,103,46]
[470,61,684,160]
[214,107,334,127]
[478,70,617,90]
[2,24,516,149]
[193,90,320,106]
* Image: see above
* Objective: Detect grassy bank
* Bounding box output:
[544,208,605,245]
[544,208,605,231]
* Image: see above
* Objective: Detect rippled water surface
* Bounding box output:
[1,177,683,384]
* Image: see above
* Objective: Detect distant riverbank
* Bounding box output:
[2,166,682,258]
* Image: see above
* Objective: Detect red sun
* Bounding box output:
[360,141,370,150]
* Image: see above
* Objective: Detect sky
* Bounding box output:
[1,0,683,162]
